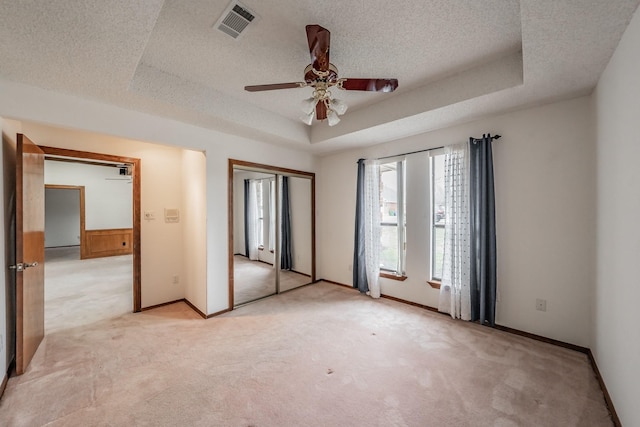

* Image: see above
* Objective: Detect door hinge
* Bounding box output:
[9,263,23,272]
[9,261,38,272]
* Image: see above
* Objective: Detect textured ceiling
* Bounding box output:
[0,0,638,154]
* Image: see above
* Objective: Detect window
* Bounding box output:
[254,178,276,251]
[255,180,264,248]
[431,154,445,280]
[268,179,275,251]
[379,160,406,275]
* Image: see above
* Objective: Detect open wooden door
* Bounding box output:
[13,134,45,375]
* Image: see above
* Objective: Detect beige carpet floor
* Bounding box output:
[44,246,133,333]
[234,255,311,305]
[0,282,612,426]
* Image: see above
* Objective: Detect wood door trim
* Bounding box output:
[311,176,316,281]
[40,146,142,312]
[228,159,316,312]
[45,156,123,169]
[44,184,86,258]
[227,161,234,309]
[231,159,315,178]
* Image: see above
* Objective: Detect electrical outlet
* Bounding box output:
[172,275,179,285]
[144,211,156,220]
[536,298,547,312]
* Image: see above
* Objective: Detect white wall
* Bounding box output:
[289,176,312,276]
[181,149,207,315]
[0,79,316,316]
[317,96,596,348]
[45,161,133,230]
[45,188,80,247]
[592,6,640,426]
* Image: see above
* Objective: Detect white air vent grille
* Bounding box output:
[215,2,257,39]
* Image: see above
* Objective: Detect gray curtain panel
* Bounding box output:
[280,176,293,270]
[244,179,250,257]
[353,159,369,293]
[469,134,497,326]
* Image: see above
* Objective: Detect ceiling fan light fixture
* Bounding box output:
[300,111,314,125]
[244,25,398,127]
[301,97,317,115]
[331,98,348,115]
[327,109,341,126]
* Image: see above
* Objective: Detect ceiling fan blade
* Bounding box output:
[244,82,304,92]
[315,100,327,120]
[340,78,399,93]
[306,25,330,72]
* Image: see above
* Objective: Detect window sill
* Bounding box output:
[427,280,441,289]
[380,272,408,281]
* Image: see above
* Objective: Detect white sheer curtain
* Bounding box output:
[268,179,275,252]
[364,160,381,298]
[246,180,259,260]
[438,142,471,320]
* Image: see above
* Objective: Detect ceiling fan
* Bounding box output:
[244,24,399,126]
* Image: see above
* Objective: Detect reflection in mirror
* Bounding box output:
[279,176,313,292]
[232,170,277,305]
[229,159,315,309]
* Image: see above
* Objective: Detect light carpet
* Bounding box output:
[0,282,612,426]
[44,246,132,333]
[234,255,311,305]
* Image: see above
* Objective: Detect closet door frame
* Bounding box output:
[228,159,316,309]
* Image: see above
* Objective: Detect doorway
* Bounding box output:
[44,162,134,332]
[40,146,142,313]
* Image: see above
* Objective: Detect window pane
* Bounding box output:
[432,155,445,225]
[379,161,406,274]
[268,180,275,251]
[433,225,445,280]
[380,163,399,272]
[380,225,398,271]
[432,155,445,280]
[256,181,264,247]
[380,166,398,224]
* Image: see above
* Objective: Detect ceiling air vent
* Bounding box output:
[215,2,258,40]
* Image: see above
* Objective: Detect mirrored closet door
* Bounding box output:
[229,160,315,308]
[278,175,313,292]
[231,170,277,305]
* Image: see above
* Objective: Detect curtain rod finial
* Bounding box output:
[494,134,502,140]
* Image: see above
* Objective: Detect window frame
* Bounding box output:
[379,159,407,278]
[255,179,265,248]
[430,154,445,283]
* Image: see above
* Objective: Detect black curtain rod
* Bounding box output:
[376,134,501,161]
